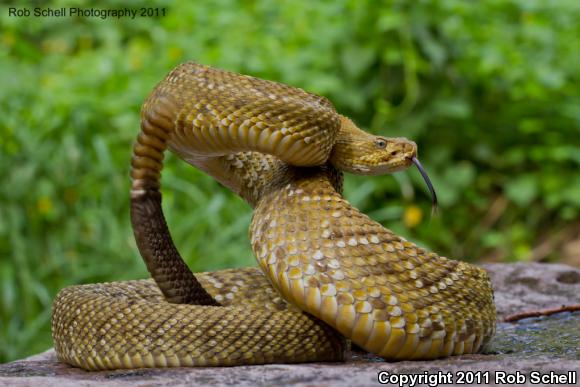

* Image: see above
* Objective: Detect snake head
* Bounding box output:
[329,116,417,175]
[329,116,438,210]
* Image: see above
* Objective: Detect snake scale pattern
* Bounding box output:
[52,63,496,370]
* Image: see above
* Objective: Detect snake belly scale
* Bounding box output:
[51,63,496,370]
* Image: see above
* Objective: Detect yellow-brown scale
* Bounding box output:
[53,268,346,370]
[251,168,496,360]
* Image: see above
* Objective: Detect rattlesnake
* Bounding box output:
[52,63,496,370]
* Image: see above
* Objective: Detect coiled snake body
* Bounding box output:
[52,63,496,370]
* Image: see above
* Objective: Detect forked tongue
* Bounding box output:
[411,157,438,216]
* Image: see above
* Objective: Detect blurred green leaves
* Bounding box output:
[1,0,579,362]
[505,175,537,207]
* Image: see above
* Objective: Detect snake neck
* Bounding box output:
[179,151,344,208]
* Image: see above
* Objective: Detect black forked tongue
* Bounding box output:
[411,157,438,215]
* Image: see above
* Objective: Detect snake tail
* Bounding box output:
[130,92,218,305]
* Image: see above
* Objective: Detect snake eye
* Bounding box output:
[375,138,387,149]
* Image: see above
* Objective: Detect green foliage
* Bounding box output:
[1,0,579,362]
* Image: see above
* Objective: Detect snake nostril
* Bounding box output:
[390,151,398,156]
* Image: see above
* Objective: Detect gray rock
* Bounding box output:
[482,262,580,320]
[1,263,579,387]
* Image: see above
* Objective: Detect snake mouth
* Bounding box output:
[411,157,438,212]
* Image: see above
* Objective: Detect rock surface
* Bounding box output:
[1,263,579,386]
[482,262,580,320]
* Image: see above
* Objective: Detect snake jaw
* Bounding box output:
[352,165,371,173]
